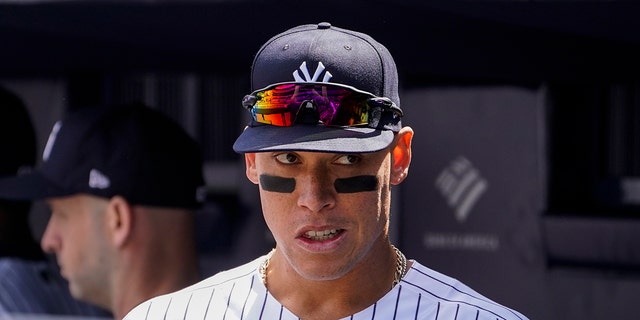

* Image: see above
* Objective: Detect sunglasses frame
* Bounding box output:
[242,82,403,128]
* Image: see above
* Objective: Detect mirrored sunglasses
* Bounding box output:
[242,82,403,127]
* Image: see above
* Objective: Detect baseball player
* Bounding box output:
[124,22,529,320]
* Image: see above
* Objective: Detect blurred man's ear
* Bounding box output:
[106,195,133,247]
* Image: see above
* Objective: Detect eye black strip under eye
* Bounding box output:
[259,174,296,193]
[334,175,379,193]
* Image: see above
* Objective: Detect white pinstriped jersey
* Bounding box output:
[124,254,528,320]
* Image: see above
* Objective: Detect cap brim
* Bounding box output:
[233,125,395,153]
[0,171,69,201]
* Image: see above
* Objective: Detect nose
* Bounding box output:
[40,219,60,254]
[296,172,336,213]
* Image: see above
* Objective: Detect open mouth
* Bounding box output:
[302,229,344,241]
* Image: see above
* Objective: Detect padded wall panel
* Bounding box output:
[399,86,548,318]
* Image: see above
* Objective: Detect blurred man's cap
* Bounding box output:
[0,103,205,209]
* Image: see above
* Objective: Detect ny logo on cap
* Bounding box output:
[42,121,62,161]
[293,61,333,82]
[89,169,111,189]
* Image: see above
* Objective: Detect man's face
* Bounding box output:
[245,146,401,281]
[41,194,110,305]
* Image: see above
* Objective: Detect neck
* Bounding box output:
[111,244,199,319]
[264,240,403,320]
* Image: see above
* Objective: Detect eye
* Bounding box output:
[275,152,300,164]
[334,154,361,165]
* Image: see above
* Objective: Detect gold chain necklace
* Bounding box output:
[258,248,274,286]
[259,245,408,289]
[391,244,408,287]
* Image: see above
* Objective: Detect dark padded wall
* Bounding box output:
[399,86,548,318]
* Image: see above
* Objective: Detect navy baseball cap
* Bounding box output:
[233,22,402,153]
[0,103,205,209]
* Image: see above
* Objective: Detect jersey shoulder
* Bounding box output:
[401,260,529,320]
[123,255,264,320]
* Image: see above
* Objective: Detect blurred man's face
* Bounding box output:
[41,194,111,307]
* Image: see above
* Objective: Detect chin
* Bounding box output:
[68,282,86,300]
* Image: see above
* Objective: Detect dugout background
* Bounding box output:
[2,1,640,319]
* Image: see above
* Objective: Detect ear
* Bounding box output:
[390,126,414,185]
[245,153,260,185]
[105,195,133,247]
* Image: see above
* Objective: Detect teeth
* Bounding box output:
[304,229,339,241]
